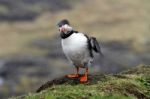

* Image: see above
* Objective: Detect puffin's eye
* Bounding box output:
[59,28,61,32]
[58,25,62,27]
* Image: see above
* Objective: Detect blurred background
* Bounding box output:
[0,0,150,98]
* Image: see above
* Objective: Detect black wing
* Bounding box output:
[90,37,104,57]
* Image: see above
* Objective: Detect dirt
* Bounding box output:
[36,74,106,92]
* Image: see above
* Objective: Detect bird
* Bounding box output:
[57,19,103,83]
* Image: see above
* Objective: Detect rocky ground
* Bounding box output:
[12,65,150,99]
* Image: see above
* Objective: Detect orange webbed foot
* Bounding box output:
[80,75,88,83]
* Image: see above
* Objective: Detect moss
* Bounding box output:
[10,65,150,99]
[121,65,150,75]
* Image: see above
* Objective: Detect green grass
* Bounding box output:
[11,65,150,99]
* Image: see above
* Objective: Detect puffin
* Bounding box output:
[57,19,103,83]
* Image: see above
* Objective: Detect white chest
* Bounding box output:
[61,33,88,61]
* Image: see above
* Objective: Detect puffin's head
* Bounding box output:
[57,19,73,34]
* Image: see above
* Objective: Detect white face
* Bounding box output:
[59,24,73,33]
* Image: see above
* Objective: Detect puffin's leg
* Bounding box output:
[66,67,79,78]
[80,68,88,83]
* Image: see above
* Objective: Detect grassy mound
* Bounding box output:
[11,65,150,99]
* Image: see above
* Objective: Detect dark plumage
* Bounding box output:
[90,37,104,57]
[57,19,70,27]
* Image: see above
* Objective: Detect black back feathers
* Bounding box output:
[90,37,104,57]
[57,19,70,27]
